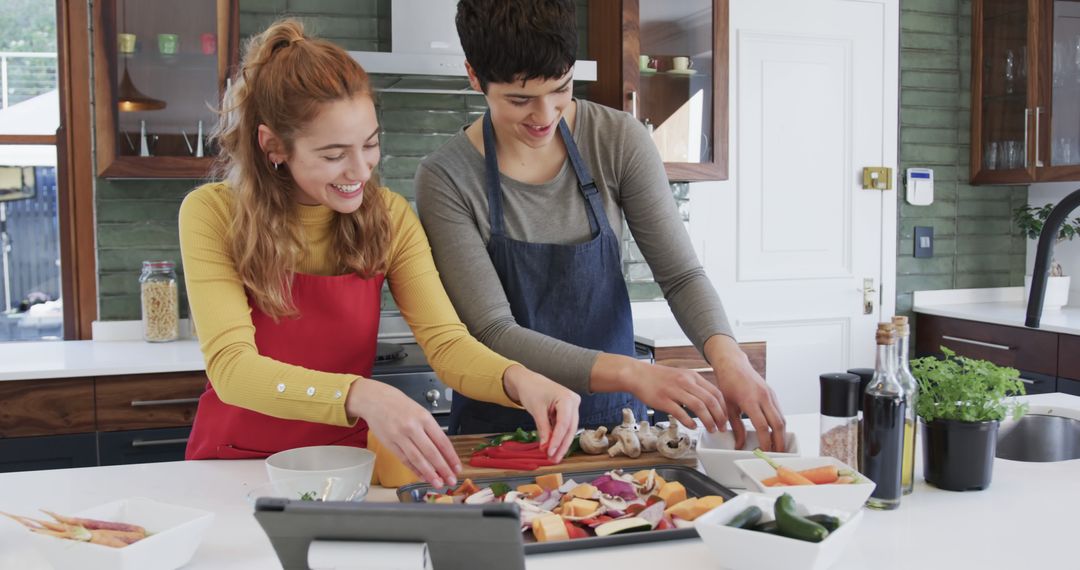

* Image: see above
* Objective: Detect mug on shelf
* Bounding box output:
[118,33,136,54]
[672,56,694,71]
[157,33,179,55]
[200,33,216,55]
[639,54,657,71]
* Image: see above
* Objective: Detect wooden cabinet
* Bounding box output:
[0,379,95,438]
[971,0,1080,184]
[653,342,767,382]
[0,372,206,473]
[588,0,729,181]
[93,0,238,178]
[96,372,205,432]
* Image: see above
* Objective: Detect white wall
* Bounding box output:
[1027,182,1080,303]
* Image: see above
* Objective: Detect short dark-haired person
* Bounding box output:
[415,0,787,450]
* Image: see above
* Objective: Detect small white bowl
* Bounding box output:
[735,456,876,512]
[265,445,376,486]
[696,430,800,488]
[26,498,214,570]
[246,475,369,504]
[696,492,863,570]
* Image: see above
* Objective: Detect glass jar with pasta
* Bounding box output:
[139,260,179,342]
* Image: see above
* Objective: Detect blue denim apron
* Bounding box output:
[448,111,647,434]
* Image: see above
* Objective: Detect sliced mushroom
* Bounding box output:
[598,494,629,512]
[637,421,659,452]
[657,423,692,459]
[579,426,609,455]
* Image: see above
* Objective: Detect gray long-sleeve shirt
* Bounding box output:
[414,99,733,394]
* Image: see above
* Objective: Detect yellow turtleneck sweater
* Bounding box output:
[178,182,519,427]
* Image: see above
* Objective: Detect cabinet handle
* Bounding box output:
[1018,377,1036,385]
[1023,108,1030,168]
[1034,107,1044,167]
[131,437,189,448]
[941,335,1012,351]
[130,397,201,407]
[629,90,638,120]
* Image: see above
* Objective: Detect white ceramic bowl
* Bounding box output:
[735,456,876,512]
[696,492,863,570]
[696,430,800,488]
[265,445,376,486]
[246,475,369,504]
[26,498,214,570]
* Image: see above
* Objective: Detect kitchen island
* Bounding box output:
[0,392,1075,569]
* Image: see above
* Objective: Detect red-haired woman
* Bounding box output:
[179,19,580,488]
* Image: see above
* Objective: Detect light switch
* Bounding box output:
[914,226,933,258]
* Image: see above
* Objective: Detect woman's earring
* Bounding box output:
[273,161,281,171]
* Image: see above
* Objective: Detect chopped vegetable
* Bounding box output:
[490,482,511,497]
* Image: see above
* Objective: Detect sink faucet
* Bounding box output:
[1026,188,1080,328]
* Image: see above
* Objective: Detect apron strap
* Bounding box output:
[482,112,507,236]
[557,118,606,236]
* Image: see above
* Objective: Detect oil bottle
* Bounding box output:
[892,316,918,495]
[862,322,906,510]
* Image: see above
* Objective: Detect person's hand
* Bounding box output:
[502,365,581,461]
[618,359,729,433]
[347,378,461,488]
[705,335,787,452]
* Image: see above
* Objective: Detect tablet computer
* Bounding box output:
[254,498,525,570]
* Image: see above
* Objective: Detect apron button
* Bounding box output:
[276,383,286,393]
[306,386,316,397]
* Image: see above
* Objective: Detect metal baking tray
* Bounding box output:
[397,464,736,554]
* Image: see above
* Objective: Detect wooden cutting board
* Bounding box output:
[452,434,697,479]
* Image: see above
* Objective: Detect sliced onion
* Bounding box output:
[637,500,667,529]
[592,476,637,500]
[464,488,495,505]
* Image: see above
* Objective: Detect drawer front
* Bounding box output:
[96,373,207,432]
[0,379,95,437]
[98,427,191,466]
[1059,377,1080,396]
[1057,335,1080,381]
[653,341,767,381]
[1015,370,1056,395]
[914,314,1058,376]
[0,432,98,473]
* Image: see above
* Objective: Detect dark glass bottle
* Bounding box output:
[862,323,906,510]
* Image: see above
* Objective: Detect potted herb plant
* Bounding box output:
[1013,203,1080,309]
[909,347,1027,491]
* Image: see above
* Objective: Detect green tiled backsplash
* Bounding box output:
[94,0,673,320]
[895,0,1027,317]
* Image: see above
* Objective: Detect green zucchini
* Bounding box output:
[751,520,779,534]
[725,506,763,529]
[774,493,829,543]
[805,513,841,532]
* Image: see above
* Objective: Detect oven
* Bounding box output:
[370,341,453,432]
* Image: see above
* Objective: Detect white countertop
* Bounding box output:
[913,287,1080,335]
[0,339,205,382]
[0,392,1075,569]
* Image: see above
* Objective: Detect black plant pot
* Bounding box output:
[921,418,998,491]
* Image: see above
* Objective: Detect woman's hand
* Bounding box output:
[705,335,787,452]
[501,365,581,461]
[608,357,730,433]
[346,378,461,488]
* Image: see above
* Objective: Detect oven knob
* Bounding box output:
[425,389,441,408]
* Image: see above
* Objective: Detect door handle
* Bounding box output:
[860,278,876,315]
[131,397,200,407]
[1035,107,1044,168]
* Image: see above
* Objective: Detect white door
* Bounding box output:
[692,0,898,414]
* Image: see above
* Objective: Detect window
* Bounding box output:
[0,1,61,340]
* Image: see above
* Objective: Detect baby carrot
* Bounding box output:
[797,465,840,484]
[752,449,814,486]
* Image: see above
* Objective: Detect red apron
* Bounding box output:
[185,272,384,460]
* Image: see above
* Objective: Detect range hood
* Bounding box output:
[349,0,596,94]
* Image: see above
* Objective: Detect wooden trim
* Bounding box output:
[57,0,98,339]
[969,0,984,183]
[101,156,215,179]
[93,0,116,177]
[0,134,56,145]
[586,0,624,111]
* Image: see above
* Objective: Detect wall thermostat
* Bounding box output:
[905,168,934,206]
